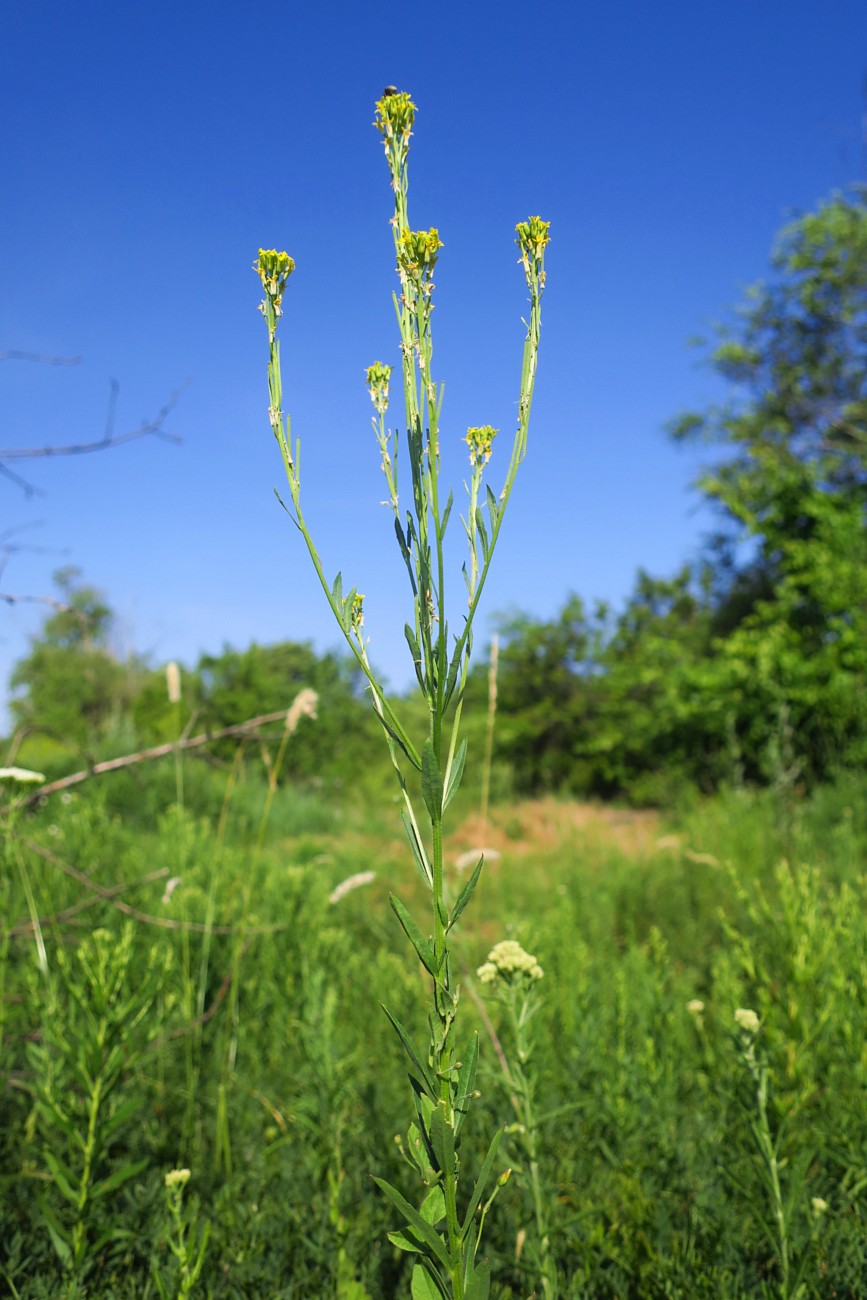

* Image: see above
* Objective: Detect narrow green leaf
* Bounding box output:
[381,1005,437,1097]
[92,1158,148,1199]
[371,1177,451,1269]
[486,484,500,528]
[388,1229,424,1255]
[461,1126,505,1238]
[102,1095,142,1142]
[448,857,484,933]
[464,1259,491,1300]
[421,740,443,820]
[412,1263,449,1300]
[43,1149,78,1207]
[454,1033,479,1136]
[401,810,432,886]
[331,571,344,608]
[429,1104,456,1177]
[475,506,489,560]
[390,894,438,977]
[443,739,468,812]
[440,490,453,536]
[36,1196,71,1266]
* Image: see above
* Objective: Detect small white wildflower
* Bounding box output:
[0,767,45,784]
[735,1007,760,1035]
[476,939,543,986]
[48,824,61,838]
[811,1196,828,1215]
[687,1000,705,1015]
[60,791,73,805]
[328,870,376,905]
[164,1168,191,1189]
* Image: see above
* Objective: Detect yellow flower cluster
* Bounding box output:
[515,216,551,259]
[366,361,393,414]
[398,228,443,279]
[374,90,417,140]
[255,249,295,307]
[466,425,498,467]
[477,939,543,986]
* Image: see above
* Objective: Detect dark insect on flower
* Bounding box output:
[382,85,399,97]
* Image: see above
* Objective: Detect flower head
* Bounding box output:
[735,1007,760,1036]
[477,939,543,987]
[811,1196,828,1216]
[398,228,443,280]
[515,216,551,259]
[164,1168,191,1189]
[255,249,295,309]
[687,999,705,1015]
[374,90,416,141]
[166,661,181,704]
[466,425,498,468]
[366,361,393,415]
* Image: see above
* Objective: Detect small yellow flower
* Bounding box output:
[687,1000,705,1015]
[466,426,498,467]
[811,1196,828,1215]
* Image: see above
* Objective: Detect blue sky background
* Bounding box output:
[2,1,866,718]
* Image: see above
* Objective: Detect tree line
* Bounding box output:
[6,192,867,807]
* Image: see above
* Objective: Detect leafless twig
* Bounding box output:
[12,707,301,809]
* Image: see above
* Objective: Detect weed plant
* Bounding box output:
[254,88,548,1297]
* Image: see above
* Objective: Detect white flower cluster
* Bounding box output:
[477,939,543,986]
[735,1007,760,1035]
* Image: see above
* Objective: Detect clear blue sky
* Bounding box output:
[2,0,866,717]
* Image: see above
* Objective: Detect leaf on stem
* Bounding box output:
[460,1126,505,1239]
[485,485,500,531]
[429,1102,456,1177]
[443,739,467,812]
[381,1004,437,1097]
[411,1263,450,1299]
[448,857,484,932]
[454,1033,479,1136]
[464,1259,491,1300]
[371,1177,451,1269]
[390,893,438,976]
[401,809,433,886]
[421,740,444,821]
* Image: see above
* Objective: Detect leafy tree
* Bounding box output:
[673,191,867,781]
[9,567,140,748]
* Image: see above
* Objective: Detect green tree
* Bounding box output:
[673,191,867,781]
[9,568,138,748]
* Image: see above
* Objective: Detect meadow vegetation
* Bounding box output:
[3,100,867,1298]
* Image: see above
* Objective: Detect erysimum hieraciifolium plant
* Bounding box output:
[254,89,548,1299]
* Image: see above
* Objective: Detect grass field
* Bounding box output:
[2,771,866,1297]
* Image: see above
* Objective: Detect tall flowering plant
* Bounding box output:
[255,90,549,1299]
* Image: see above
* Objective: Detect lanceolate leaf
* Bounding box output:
[448,857,484,932]
[381,1004,437,1097]
[421,740,444,820]
[443,738,468,812]
[461,1126,505,1238]
[429,1103,456,1177]
[371,1177,451,1269]
[454,1033,479,1136]
[390,893,438,977]
[401,810,433,886]
[92,1158,149,1199]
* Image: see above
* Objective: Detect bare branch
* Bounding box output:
[0,351,81,366]
[0,381,186,464]
[12,707,299,809]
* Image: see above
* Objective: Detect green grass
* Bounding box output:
[2,774,866,1296]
